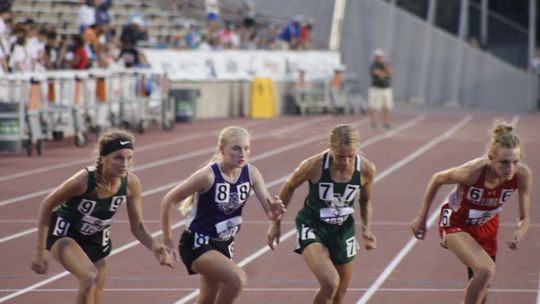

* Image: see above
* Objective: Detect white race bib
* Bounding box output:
[76,215,113,235]
[215,216,242,240]
[466,208,501,225]
[320,207,354,225]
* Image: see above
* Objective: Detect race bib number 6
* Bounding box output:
[440,208,453,227]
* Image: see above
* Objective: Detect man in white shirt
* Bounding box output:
[0,5,13,57]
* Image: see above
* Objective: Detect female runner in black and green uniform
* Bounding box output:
[31,129,173,304]
[267,124,377,304]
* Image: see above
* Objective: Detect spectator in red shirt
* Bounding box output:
[70,34,88,70]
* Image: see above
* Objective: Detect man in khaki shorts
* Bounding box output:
[368,49,393,129]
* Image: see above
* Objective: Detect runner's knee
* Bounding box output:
[226,268,247,292]
[473,264,496,286]
[319,275,340,298]
[79,268,99,292]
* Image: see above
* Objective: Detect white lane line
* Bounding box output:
[0,117,338,207]
[3,219,540,228]
[1,287,534,293]
[0,228,36,244]
[0,120,273,183]
[356,196,448,304]
[172,115,468,304]
[536,268,540,304]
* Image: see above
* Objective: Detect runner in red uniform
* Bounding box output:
[410,119,532,304]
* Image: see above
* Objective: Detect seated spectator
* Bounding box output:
[120,17,148,48]
[0,3,12,58]
[218,21,240,49]
[117,41,148,68]
[95,0,112,25]
[184,22,202,49]
[77,0,96,33]
[70,34,89,70]
[0,45,7,75]
[43,31,61,70]
[299,17,313,50]
[9,27,31,72]
[278,15,302,49]
[257,22,280,50]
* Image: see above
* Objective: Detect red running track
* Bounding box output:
[0,107,539,304]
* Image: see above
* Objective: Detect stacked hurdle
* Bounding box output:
[0,68,174,155]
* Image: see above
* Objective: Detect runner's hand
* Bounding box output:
[267,196,286,221]
[266,221,281,250]
[154,243,176,268]
[30,248,48,274]
[507,228,525,250]
[362,230,377,250]
[410,216,427,240]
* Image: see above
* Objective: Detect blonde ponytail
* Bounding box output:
[487,118,521,158]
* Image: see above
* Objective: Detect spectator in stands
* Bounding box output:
[43,31,61,70]
[117,41,148,68]
[184,21,202,49]
[77,0,96,33]
[120,17,148,48]
[299,17,313,50]
[0,45,7,75]
[70,34,89,70]
[95,0,112,26]
[278,15,302,49]
[0,2,12,58]
[368,49,393,130]
[9,27,31,72]
[82,24,98,63]
[129,2,148,34]
[56,34,74,70]
[240,0,256,45]
[25,24,47,71]
[257,21,280,50]
[205,0,220,22]
[118,17,148,68]
[242,0,256,29]
[205,0,220,39]
[218,21,240,49]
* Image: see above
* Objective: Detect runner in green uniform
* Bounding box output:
[31,129,173,304]
[267,124,377,304]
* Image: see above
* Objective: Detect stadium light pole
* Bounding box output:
[329,0,347,51]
